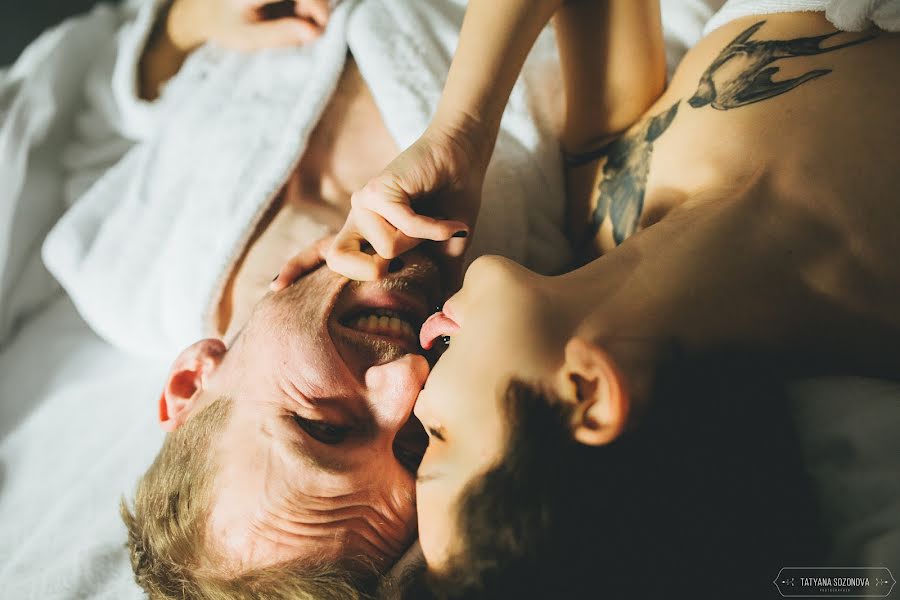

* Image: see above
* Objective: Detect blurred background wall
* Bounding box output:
[1,0,123,67]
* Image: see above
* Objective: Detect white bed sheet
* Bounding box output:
[1,0,897,596]
[0,293,166,599]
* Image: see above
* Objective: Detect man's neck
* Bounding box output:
[216,56,399,339]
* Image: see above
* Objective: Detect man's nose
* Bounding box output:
[364,354,430,432]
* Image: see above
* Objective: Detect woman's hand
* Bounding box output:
[326,121,491,281]
[168,0,330,52]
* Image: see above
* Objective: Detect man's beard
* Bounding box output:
[339,249,445,364]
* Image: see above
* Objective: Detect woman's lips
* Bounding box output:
[419,311,460,350]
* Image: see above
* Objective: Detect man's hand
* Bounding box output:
[141,0,330,99]
[169,0,330,52]
[326,122,490,281]
[270,235,334,291]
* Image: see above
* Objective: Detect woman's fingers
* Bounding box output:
[350,186,468,242]
[270,236,332,291]
[437,234,470,259]
[353,209,424,260]
[327,235,383,282]
[375,200,468,241]
[326,210,422,280]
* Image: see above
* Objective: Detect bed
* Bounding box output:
[1,1,898,598]
[0,295,166,598]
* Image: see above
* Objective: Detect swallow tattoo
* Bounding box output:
[588,101,680,245]
[688,20,876,110]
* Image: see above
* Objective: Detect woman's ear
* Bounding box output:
[557,337,630,446]
[158,339,227,432]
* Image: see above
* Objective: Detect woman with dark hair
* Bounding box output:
[279,0,900,596]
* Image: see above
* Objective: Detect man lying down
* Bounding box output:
[40,0,900,599]
[41,0,571,597]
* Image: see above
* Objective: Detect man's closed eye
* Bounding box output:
[292,414,351,444]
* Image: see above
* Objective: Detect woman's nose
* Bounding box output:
[364,353,430,432]
[464,255,526,292]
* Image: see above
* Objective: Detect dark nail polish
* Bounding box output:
[452,231,468,238]
[388,258,404,273]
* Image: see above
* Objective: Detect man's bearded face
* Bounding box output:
[196,250,441,572]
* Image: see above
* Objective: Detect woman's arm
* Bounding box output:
[553,0,666,248]
[554,0,666,155]
[325,0,665,280]
[429,0,565,159]
[325,0,569,280]
[435,0,665,156]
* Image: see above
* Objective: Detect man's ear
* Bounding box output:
[158,339,226,432]
[557,337,630,447]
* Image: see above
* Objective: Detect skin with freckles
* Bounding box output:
[161,251,442,573]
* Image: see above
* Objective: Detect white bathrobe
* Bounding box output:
[0,0,162,347]
[40,0,573,359]
[0,0,727,355]
[21,0,898,359]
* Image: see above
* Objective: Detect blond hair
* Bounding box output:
[121,397,375,599]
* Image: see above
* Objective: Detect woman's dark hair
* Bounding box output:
[404,353,825,600]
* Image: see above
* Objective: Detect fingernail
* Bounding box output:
[452,231,468,238]
[388,258,404,273]
[272,274,279,282]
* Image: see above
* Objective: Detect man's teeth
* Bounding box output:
[350,309,415,339]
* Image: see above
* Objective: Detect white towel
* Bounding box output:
[705,0,900,35]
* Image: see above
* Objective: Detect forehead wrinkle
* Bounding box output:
[277,484,404,526]
[282,480,415,545]
[226,474,397,566]
[278,493,409,539]
[257,504,411,559]
[263,482,414,556]
[247,518,400,568]
[265,438,404,531]
[243,516,346,566]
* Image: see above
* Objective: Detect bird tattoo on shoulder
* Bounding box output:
[568,19,876,250]
[588,101,680,245]
[688,20,876,110]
